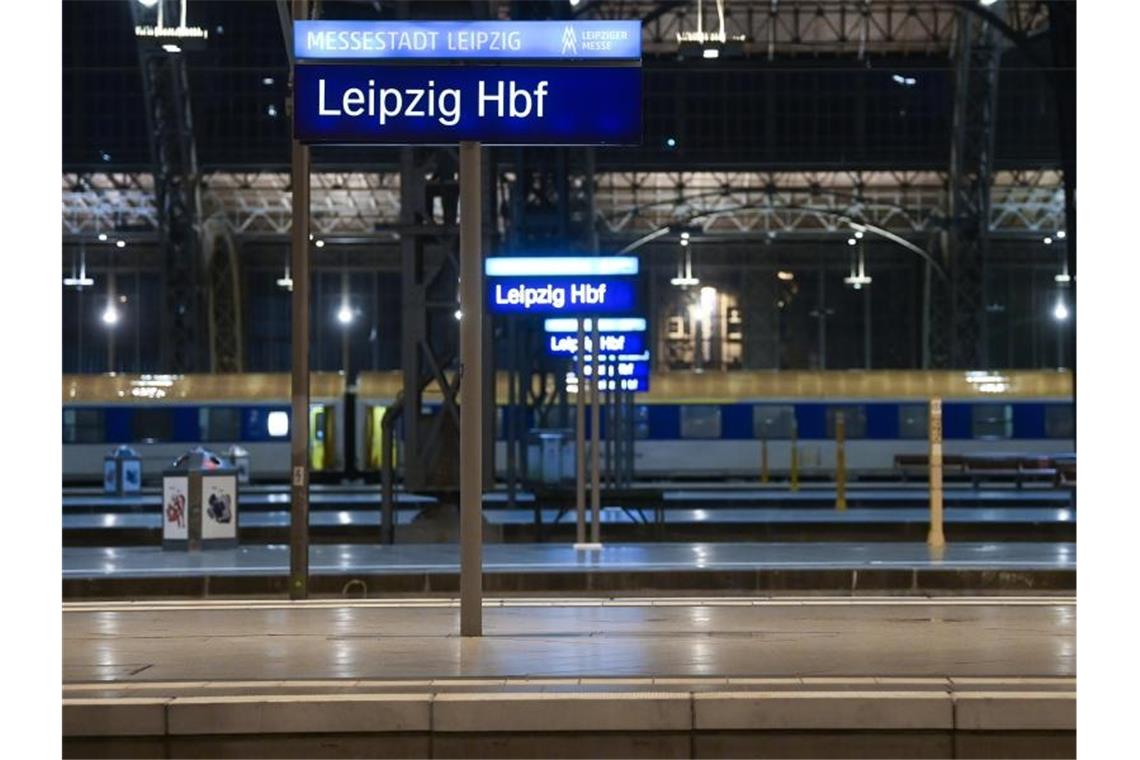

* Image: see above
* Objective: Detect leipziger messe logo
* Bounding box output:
[561,25,578,55]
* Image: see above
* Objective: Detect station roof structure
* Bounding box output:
[63,1,1066,244]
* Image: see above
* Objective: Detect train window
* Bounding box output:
[312,409,325,442]
[680,405,722,439]
[898,404,929,439]
[63,408,104,444]
[972,404,1013,439]
[827,406,867,439]
[266,411,289,437]
[132,409,173,443]
[1045,405,1075,438]
[753,405,794,439]
[200,407,241,442]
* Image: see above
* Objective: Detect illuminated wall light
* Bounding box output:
[699,286,718,321]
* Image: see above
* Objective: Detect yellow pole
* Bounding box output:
[835,412,846,510]
[927,397,945,548]
[790,419,799,492]
[761,438,769,484]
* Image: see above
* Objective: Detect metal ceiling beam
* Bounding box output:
[62,168,1065,240]
[572,0,1049,57]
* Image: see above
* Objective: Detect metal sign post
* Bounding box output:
[288,0,311,602]
[291,19,642,634]
[575,317,587,546]
[459,140,483,637]
[590,319,602,545]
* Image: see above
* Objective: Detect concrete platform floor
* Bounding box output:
[64,596,1075,682]
[63,541,1076,579]
[62,486,1074,512]
[62,506,1076,531]
[63,597,1076,757]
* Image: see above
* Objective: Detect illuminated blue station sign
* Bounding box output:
[544,317,646,357]
[545,317,651,391]
[292,21,642,146]
[565,362,650,392]
[294,65,640,145]
[485,257,639,316]
[294,20,642,61]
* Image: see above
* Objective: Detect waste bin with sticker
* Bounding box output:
[103,445,142,495]
[162,447,240,550]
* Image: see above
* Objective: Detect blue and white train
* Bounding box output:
[62,370,1074,484]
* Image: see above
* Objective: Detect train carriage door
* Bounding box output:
[364,405,386,470]
[363,405,399,472]
[309,404,336,471]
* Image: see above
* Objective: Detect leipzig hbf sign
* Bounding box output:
[292,20,642,145]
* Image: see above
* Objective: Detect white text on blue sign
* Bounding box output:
[294,21,641,60]
[295,66,640,145]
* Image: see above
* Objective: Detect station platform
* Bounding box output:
[63,595,1075,758]
[62,541,1074,598]
[62,505,1076,545]
[62,483,1075,513]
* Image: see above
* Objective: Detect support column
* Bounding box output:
[928,397,946,549]
[287,0,310,602]
[863,285,872,369]
[459,141,483,637]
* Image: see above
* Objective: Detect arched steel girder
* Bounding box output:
[617,200,949,283]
